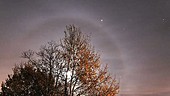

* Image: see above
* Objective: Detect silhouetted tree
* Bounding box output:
[1,63,55,96]
[1,25,119,96]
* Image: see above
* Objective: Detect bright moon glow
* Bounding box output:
[67,71,72,80]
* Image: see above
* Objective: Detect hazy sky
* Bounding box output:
[0,0,170,96]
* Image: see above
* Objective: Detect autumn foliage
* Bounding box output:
[1,25,119,96]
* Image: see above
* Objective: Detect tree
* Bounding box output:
[1,25,119,96]
[1,63,55,96]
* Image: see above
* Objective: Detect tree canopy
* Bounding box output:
[1,25,119,96]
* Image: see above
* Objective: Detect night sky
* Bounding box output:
[0,0,170,96]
